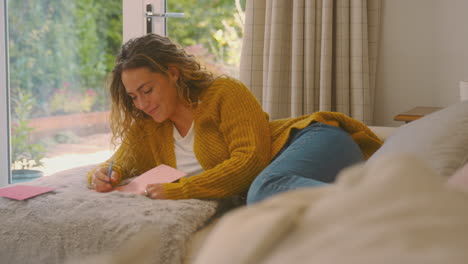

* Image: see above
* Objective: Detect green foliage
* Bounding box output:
[7,0,245,170]
[7,0,121,169]
[49,86,97,115]
[10,90,46,170]
[167,0,245,77]
[8,0,243,116]
[53,131,80,144]
[8,0,122,117]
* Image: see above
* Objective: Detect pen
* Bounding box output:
[107,161,114,184]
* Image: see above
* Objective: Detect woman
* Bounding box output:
[88,33,382,204]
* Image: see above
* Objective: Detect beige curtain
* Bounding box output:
[240,0,381,124]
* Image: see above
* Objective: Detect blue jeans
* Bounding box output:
[246,122,364,205]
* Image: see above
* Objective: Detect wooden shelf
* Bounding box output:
[394,106,442,123]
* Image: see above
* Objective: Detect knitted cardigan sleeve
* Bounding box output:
[86,121,156,186]
[163,79,272,199]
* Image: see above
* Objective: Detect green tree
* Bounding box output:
[167,0,245,76]
[8,0,122,117]
[8,0,243,118]
[10,90,45,170]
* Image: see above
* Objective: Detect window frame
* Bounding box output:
[0,0,10,187]
[123,0,165,42]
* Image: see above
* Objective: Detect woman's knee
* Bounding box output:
[324,127,365,167]
[247,123,364,204]
[288,124,364,182]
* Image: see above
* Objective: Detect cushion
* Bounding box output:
[369,101,468,176]
[192,154,468,264]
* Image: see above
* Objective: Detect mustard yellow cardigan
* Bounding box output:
[87,77,382,200]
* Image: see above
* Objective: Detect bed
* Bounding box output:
[1,100,468,264]
[0,165,238,264]
[191,100,468,264]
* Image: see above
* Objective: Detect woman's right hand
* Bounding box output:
[91,167,120,192]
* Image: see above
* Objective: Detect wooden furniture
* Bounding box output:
[393,106,443,123]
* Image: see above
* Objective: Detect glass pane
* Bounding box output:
[166,0,246,78]
[7,0,122,183]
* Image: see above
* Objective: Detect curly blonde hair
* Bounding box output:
[108,34,215,145]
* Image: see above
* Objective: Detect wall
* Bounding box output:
[374,0,468,126]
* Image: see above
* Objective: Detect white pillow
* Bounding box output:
[193,154,468,264]
[370,101,468,177]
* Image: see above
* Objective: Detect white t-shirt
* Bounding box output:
[173,122,204,177]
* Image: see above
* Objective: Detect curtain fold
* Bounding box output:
[240,0,381,124]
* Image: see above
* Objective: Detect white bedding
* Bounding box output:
[193,154,468,264]
[367,125,397,141]
[0,165,229,264]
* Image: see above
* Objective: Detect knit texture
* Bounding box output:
[87,77,382,200]
[269,112,383,160]
[88,77,272,200]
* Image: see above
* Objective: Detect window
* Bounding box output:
[165,0,245,78]
[0,0,244,186]
[1,0,122,185]
[125,0,245,77]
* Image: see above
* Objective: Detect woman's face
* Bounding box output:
[121,67,180,123]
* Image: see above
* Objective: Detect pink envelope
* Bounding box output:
[114,164,186,195]
[0,185,55,200]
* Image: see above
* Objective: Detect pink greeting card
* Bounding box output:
[0,185,55,200]
[114,164,186,195]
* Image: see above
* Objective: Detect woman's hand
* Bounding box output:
[144,183,166,199]
[91,167,120,192]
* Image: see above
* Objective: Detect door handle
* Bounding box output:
[146,3,184,34]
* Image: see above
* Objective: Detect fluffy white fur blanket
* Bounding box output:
[0,165,226,264]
